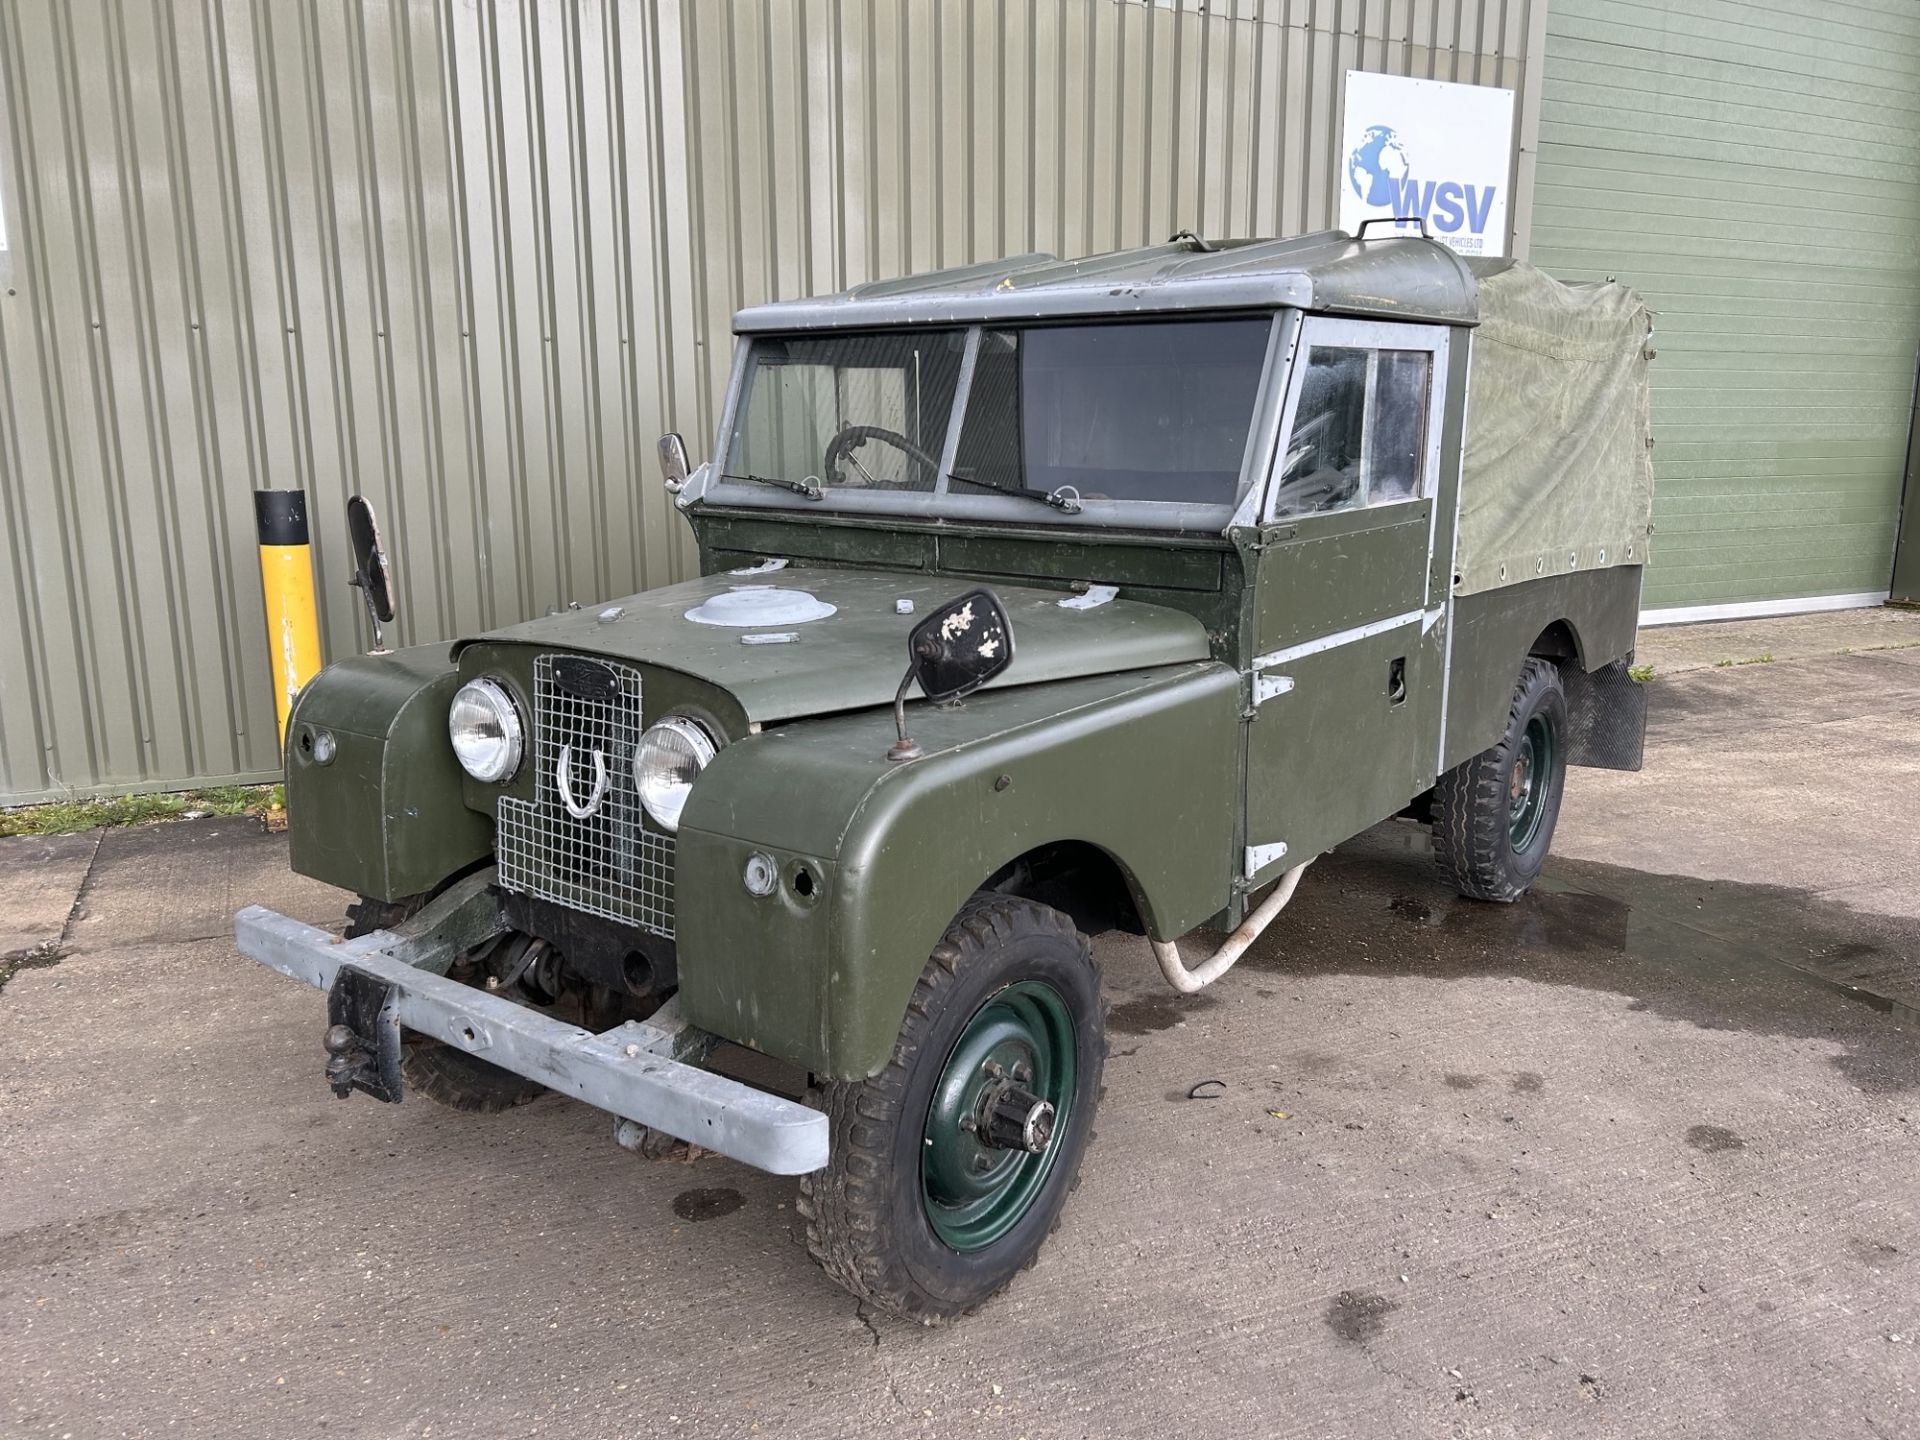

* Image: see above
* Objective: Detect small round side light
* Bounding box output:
[743,852,778,898]
[307,728,337,765]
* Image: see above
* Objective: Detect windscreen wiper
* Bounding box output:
[722,471,823,500]
[948,472,1083,515]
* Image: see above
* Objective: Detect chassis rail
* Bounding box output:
[233,905,827,1175]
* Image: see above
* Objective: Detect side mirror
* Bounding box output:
[887,589,1015,762]
[345,495,395,653]
[658,432,691,494]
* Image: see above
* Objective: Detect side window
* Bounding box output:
[1271,344,1433,518]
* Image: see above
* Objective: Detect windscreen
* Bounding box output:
[725,330,967,494]
[952,317,1270,507]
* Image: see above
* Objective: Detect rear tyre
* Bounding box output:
[343,895,546,1114]
[1432,658,1568,903]
[797,895,1106,1322]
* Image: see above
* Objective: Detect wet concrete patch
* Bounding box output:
[1325,1289,1397,1343]
[1389,894,1434,924]
[1443,1072,1487,1090]
[1108,990,1219,1036]
[1685,1124,1746,1154]
[1510,1071,1545,1094]
[671,1187,745,1222]
[1235,829,1920,1095]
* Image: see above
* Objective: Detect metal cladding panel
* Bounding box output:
[0,0,1540,802]
[1528,0,1920,610]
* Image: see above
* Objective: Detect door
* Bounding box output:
[1242,317,1455,885]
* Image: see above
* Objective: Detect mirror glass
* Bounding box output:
[345,495,396,624]
[908,589,1015,703]
[658,432,691,492]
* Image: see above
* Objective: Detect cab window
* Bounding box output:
[951,317,1271,507]
[1272,344,1433,518]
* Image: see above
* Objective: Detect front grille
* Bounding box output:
[497,654,677,937]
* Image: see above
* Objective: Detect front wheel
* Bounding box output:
[797,896,1105,1322]
[1432,658,1568,902]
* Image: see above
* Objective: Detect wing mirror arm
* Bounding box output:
[347,565,385,653]
[886,666,924,764]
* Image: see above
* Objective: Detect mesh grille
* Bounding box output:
[497,655,676,937]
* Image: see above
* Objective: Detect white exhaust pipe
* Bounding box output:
[1150,862,1311,994]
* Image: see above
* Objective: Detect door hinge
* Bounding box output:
[1252,672,1294,706]
[1245,841,1288,878]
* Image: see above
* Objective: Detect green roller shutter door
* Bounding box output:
[1528,0,1920,612]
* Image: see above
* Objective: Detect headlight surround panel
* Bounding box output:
[448,676,525,783]
[632,714,719,832]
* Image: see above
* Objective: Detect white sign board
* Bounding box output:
[1338,71,1516,258]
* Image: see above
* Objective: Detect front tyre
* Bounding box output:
[1432,658,1568,902]
[798,896,1105,1322]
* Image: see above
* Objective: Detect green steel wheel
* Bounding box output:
[798,895,1106,1322]
[1433,657,1568,903]
[919,978,1078,1252]
[1507,712,1557,852]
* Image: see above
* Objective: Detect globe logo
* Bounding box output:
[1348,124,1412,206]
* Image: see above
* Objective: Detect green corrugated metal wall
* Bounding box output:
[1528,0,1920,612]
[0,0,1544,805]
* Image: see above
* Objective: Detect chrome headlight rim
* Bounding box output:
[632,714,718,832]
[448,676,525,784]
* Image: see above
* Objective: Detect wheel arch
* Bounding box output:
[980,837,1150,940]
[1527,617,1588,671]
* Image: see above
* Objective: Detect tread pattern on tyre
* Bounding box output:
[796,894,1102,1324]
[1432,657,1564,904]
[343,895,545,1114]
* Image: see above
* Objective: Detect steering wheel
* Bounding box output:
[823,424,941,487]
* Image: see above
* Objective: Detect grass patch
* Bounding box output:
[1627,663,1654,682]
[1712,652,1774,669]
[0,783,283,839]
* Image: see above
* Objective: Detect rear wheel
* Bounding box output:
[1432,658,1568,902]
[343,895,546,1114]
[797,895,1105,1322]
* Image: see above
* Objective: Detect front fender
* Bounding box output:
[674,662,1240,1078]
[285,646,491,901]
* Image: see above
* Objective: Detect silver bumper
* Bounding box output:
[233,905,828,1176]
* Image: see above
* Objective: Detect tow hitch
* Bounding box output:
[323,965,404,1103]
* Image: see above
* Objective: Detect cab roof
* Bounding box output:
[732,230,1481,333]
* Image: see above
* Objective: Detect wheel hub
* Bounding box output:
[977,1070,1056,1155]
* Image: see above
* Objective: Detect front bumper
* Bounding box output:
[233,905,828,1175]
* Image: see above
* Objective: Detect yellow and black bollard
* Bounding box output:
[254,489,322,753]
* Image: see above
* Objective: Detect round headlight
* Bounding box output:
[448,678,524,783]
[633,715,717,832]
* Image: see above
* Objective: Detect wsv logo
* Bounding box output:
[1347,124,1496,236]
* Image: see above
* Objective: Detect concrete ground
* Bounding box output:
[4,608,1919,1439]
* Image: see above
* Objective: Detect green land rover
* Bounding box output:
[236,229,1653,1320]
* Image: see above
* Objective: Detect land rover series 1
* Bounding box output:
[236,229,1652,1320]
